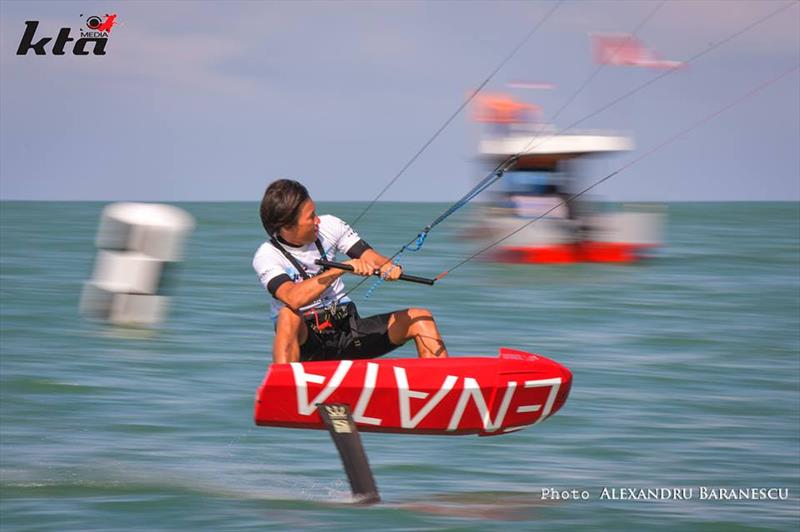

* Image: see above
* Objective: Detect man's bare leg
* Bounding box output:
[273,307,308,364]
[388,308,448,358]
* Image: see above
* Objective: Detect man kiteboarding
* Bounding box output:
[253,179,449,364]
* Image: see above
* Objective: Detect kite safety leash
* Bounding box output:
[363,229,429,298]
[337,163,512,298]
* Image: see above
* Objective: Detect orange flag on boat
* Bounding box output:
[472,92,540,124]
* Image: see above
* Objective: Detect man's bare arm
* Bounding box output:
[360,249,402,281]
[274,258,376,309]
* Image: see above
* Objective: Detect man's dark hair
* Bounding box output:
[260,179,310,235]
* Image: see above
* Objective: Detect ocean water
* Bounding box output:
[1,201,798,531]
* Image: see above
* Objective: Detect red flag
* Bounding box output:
[591,33,683,69]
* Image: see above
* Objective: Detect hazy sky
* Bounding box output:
[1,0,798,202]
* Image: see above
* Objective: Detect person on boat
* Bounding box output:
[253,179,449,364]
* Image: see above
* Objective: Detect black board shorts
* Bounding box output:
[299,302,403,362]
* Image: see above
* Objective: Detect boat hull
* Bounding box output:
[254,348,572,436]
[494,241,658,264]
[477,210,663,264]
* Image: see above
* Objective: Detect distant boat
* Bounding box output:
[470,109,664,264]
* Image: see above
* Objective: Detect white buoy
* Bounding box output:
[81,203,195,326]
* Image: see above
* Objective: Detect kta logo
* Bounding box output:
[16,14,118,56]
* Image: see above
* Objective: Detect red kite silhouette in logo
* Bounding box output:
[96,14,117,33]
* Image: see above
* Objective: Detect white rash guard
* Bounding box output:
[252,215,368,321]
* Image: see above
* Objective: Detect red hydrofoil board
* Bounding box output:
[254,347,572,436]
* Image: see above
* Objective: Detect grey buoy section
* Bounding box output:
[80,203,195,326]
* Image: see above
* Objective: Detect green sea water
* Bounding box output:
[1,201,798,530]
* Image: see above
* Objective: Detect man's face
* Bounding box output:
[282,198,319,245]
